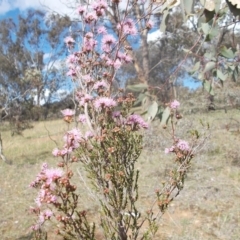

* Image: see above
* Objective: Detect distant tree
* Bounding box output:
[0,9,72,120]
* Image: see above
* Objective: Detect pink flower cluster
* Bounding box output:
[61,109,75,117]
[77,0,107,21]
[165,139,190,154]
[94,97,117,110]
[30,163,63,206]
[85,12,98,24]
[97,26,107,35]
[102,34,116,53]
[83,32,97,52]
[146,20,154,30]
[64,36,75,47]
[93,80,108,90]
[117,52,132,63]
[92,0,107,16]
[76,92,93,106]
[31,209,54,231]
[101,54,122,69]
[170,100,180,109]
[78,114,87,123]
[126,114,148,129]
[117,18,138,36]
[177,140,190,151]
[63,128,83,150]
[52,128,83,157]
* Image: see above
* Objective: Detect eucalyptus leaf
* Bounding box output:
[217,69,228,81]
[219,46,235,59]
[147,101,158,121]
[190,61,200,73]
[203,80,214,95]
[160,107,171,126]
[208,26,219,40]
[182,0,194,14]
[133,93,146,106]
[127,83,148,92]
[141,96,150,112]
[233,67,239,82]
[201,22,210,35]
[203,61,215,73]
[160,9,169,33]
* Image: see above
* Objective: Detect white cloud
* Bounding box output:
[147,30,163,42]
[0,0,78,16]
[0,0,12,14]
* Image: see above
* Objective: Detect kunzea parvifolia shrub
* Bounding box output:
[30,1,206,239]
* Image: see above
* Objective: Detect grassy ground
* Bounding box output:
[0,109,239,239]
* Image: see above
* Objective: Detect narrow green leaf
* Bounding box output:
[203,80,214,95]
[127,83,148,92]
[233,68,239,82]
[219,46,234,59]
[141,96,150,112]
[182,0,194,14]
[209,26,219,40]
[190,61,200,73]
[217,69,228,81]
[147,101,158,121]
[203,61,215,73]
[160,9,169,33]
[201,22,210,35]
[133,93,146,106]
[160,107,171,126]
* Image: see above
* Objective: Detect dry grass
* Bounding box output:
[0,109,239,240]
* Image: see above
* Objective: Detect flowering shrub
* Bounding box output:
[30,1,204,239]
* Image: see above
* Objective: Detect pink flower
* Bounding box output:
[82,74,93,83]
[59,148,69,156]
[78,94,93,106]
[93,80,108,90]
[105,57,114,67]
[77,6,86,15]
[113,59,122,69]
[41,162,48,171]
[64,36,75,47]
[50,195,58,204]
[63,128,82,149]
[126,114,148,129]
[92,0,107,16]
[84,12,98,24]
[117,52,132,63]
[97,26,107,35]
[45,168,63,184]
[85,131,94,139]
[170,100,180,109]
[102,34,116,53]
[67,68,77,77]
[165,146,174,154]
[94,97,117,110]
[85,32,94,38]
[112,111,121,118]
[43,209,53,219]
[61,109,75,117]
[146,20,154,30]
[83,32,97,51]
[52,148,60,157]
[31,224,40,231]
[66,54,78,65]
[78,114,87,123]
[117,19,138,36]
[177,140,190,151]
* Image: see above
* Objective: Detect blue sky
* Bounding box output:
[0,0,201,90]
